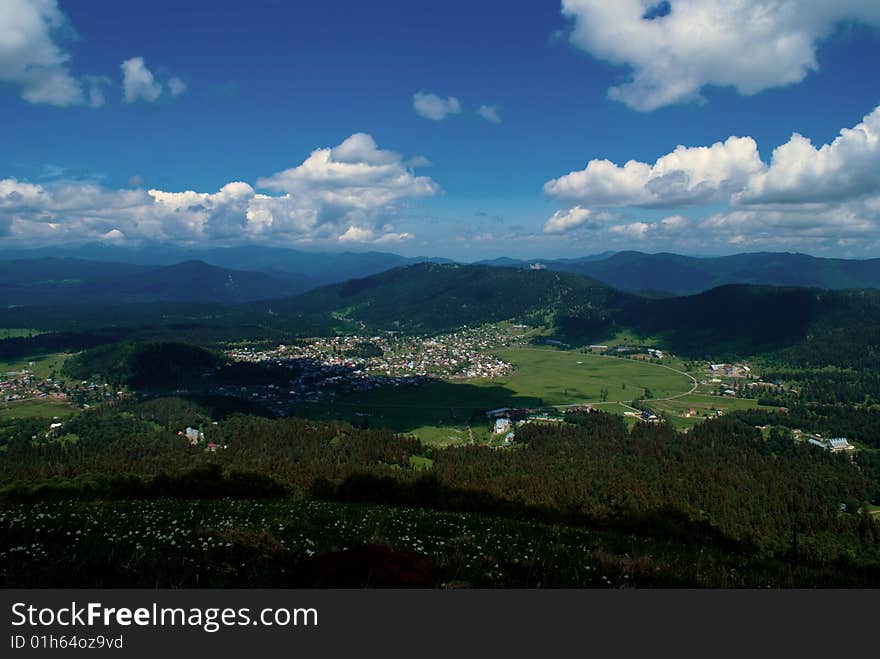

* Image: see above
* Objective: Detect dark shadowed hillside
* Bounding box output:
[0,258,309,305]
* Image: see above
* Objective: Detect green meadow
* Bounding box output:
[649,393,778,430]
[485,347,693,403]
[299,347,697,445]
[0,399,74,421]
[0,352,71,380]
[0,352,75,421]
[0,328,44,340]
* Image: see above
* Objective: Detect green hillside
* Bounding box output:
[265,262,625,335]
[262,264,880,367]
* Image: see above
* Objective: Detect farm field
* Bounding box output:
[299,348,695,444]
[486,347,693,403]
[0,328,44,340]
[0,352,71,380]
[0,352,75,420]
[648,394,778,430]
[0,399,73,421]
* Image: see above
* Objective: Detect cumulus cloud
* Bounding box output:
[121,57,163,103]
[413,91,461,120]
[608,214,692,240]
[477,105,502,124]
[120,57,185,103]
[0,134,438,246]
[545,136,763,207]
[0,0,100,107]
[338,225,413,243]
[739,105,880,205]
[168,76,187,97]
[544,206,595,233]
[561,0,880,111]
[256,133,439,211]
[543,102,880,253]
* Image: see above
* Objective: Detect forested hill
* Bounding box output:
[261,262,627,334]
[3,261,880,368]
[260,263,880,367]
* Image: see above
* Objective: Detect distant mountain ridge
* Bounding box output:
[480,251,880,294]
[0,244,452,289]
[0,258,310,305]
[2,246,878,295]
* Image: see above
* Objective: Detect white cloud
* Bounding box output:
[561,0,880,111]
[121,57,162,103]
[477,105,502,124]
[406,155,433,168]
[413,91,462,120]
[0,134,438,246]
[256,133,439,211]
[608,214,692,240]
[84,76,109,108]
[338,225,413,244]
[739,104,880,205]
[544,206,595,233]
[0,0,98,107]
[168,76,187,97]
[543,102,880,253]
[544,136,763,207]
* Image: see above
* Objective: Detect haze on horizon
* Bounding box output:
[2,1,880,261]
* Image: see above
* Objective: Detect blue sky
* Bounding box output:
[1,0,880,259]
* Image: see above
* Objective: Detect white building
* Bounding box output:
[808,437,855,453]
[494,418,512,434]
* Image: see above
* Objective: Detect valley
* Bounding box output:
[2,259,880,588]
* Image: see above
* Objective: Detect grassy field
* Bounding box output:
[649,393,777,430]
[0,399,74,421]
[0,328,44,340]
[300,348,695,445]
[486,347,693,403]
[0,352,71,380]
[0,352,75,421]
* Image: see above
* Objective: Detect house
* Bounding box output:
[45,422,64,438]
[485,407,511,418]
[183,426,205,446]
[827,438,855,453]
[807,437,855,453]
[494,418,512,434]
[564,404,593,414]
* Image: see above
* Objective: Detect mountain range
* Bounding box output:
[3,246,880,304]
[481,251,880,294]
[260,263,880,365]
[0,258,310,305]
[2,257,879,368]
